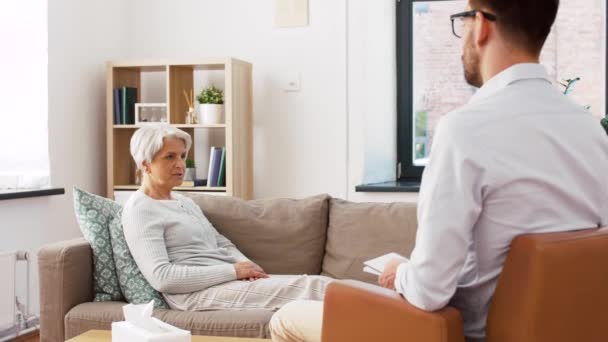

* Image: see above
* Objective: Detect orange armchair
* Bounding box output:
[321,227,608,342]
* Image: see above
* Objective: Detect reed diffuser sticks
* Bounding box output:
[183,89,194,108]
[183,89,196,124]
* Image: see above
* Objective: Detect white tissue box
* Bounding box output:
[112,318,191,342]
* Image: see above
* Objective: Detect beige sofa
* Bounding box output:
[38,194,418,341]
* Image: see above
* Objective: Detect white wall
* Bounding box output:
[0,0,128,315]
[2,0,421,316]
[125,0,348,200]
[124,0,418,203]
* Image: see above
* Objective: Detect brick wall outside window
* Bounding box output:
[411,0,606,162]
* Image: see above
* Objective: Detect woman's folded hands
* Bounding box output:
[234,261,269,281]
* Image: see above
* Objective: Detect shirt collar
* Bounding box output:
[469,63,552,104]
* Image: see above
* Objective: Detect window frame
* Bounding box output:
[396,0,608,182]
[396,0,428,181]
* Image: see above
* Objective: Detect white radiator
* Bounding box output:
[0,251,16,331]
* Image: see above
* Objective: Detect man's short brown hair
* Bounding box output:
[470,0,559,54]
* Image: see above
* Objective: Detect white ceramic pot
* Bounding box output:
[184,168,196,181]
[198,104,225,125]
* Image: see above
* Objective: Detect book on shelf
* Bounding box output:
[207,146,217,186]
[363,252,409,276]
[113,88,121,124]
[217,147,226,187]
[113,86,137,124]
[208,147,223,186]
[120,87,138,124]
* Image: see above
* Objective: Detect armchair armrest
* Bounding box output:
[38,238,94,342]
[321,280,465,342]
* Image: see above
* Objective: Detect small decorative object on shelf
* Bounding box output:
[182,90,196,124]
[181,179,207,187]
[197,85,225,125]
[601,116,608,135]
[135,103,168,124]
[185,159,196,181]
[186,107,196,124]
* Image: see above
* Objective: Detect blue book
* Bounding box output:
[121,87,126,125]
[113,88,121,124]
[209,147,223,186]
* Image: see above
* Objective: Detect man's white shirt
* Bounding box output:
[394,63,608,340]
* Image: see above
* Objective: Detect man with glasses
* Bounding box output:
[269,0,608,341]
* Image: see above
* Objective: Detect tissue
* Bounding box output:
[112,301,191,342]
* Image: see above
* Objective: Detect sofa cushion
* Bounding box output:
[73,187,168,309]
[64,302,272,339]
[73,187,123,302]
[321,199,418,284]
[187,194,330,275]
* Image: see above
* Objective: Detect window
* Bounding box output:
[397,0,607,180]
[0,1,49,190]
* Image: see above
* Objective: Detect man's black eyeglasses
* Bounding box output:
[450,10,497,38]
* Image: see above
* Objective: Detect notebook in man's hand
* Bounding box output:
[363,252,409,276]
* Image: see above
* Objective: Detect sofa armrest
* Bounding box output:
[38,238,93,342]
[321,280,465,342]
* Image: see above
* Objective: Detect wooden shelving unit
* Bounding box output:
[106,58,253,199]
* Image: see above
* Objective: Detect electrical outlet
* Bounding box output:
[282,71,301,92]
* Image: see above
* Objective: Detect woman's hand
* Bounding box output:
[234,261,269,281]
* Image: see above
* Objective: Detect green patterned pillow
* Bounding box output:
[107,206,169,309]
[73,187,123,302]
[73,187,168,308]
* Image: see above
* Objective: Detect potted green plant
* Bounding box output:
[196,85,224,124]
[185,159,196,181]
[601,116,608,135]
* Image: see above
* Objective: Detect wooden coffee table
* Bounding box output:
[67,330,269,341]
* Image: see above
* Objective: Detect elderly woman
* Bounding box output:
[122,124,331,313]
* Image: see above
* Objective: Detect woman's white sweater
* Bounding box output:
[121,190,248,294]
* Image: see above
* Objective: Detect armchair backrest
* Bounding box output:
[486,227,608,342]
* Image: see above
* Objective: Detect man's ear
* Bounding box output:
[474,11,491,48]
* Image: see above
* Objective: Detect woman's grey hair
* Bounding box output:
[130,123,192,170]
